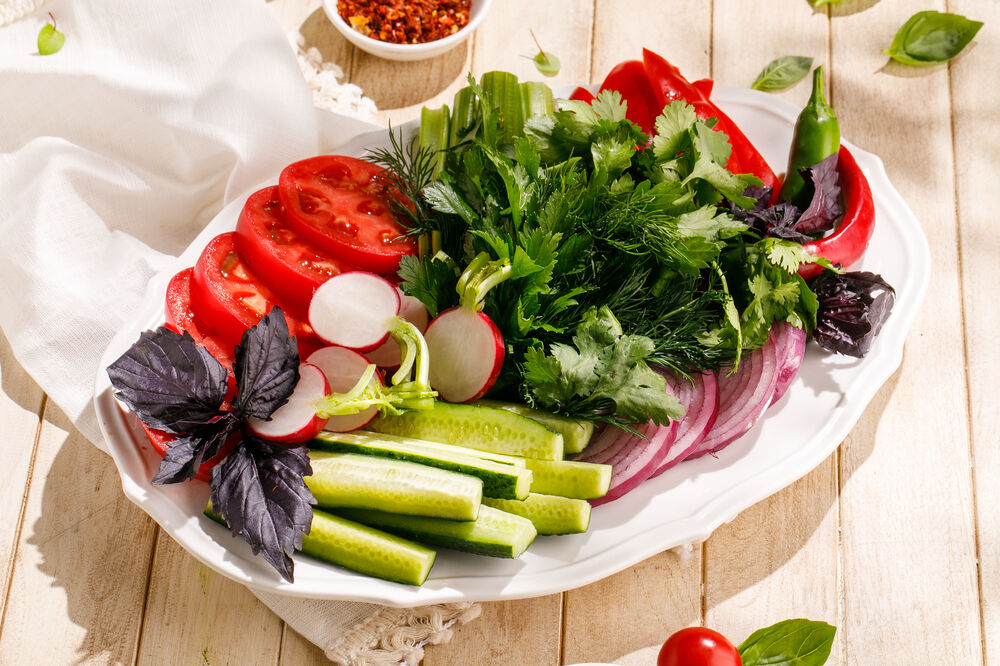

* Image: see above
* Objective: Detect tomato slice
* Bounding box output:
[235,186,357,316]
[190,232,323,359]
[277,155,416,273]
[140,423,237,483]
[165,268,236,369]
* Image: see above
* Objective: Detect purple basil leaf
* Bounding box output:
[233,307,300,421]
[107,327,229,434]
[795,152,842,234]
[729,187,811,242]
[209,437,314,582]
[811,270,896,357]
[151,412,240,484]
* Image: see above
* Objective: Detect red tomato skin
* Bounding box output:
[165,268,236,372]
[657,627,742,666]
[190,232,323,360]
[235,186,357,316]
[277,155,416,273]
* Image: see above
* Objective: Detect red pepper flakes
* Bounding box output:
[338,0,471,45]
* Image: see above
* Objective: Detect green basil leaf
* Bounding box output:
[533,51,561,77]
[810,0,843,6]
[37,23,65,55]
[884,10,983,66]
[738,618,836,666]
[751,56,814,92]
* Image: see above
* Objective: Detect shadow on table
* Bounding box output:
[16,403,157,664]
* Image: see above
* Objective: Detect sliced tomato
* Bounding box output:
[235,186,357,316]
[165,268,236,369]
[190,232,323,359]
[140,423,237,483]
[277,155,416,273]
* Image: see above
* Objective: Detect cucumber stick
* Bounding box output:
[367,401,564,460]
[335,505,537,559]
[307,451,482,521]
[475,400,595,454]
[312,431,532,500]
[523,459,611,500]
[205,505,436,586]
[483,494,591,535]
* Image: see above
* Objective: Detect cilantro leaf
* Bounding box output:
[398,254,460,318]
[210,437,315,583]
[107,327,229,434]
[652,101,699,159]
[232,308,300,421]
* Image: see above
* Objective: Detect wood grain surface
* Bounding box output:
[0,0,995,664]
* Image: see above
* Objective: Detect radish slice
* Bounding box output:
[649,370,719,477]
[685,330,780,459]
[307,346,382,432]
[424,307,504,403]
[770,323,807,405]
[581,420,677,506]
[247,363,329,444]
[364,293,429,368]
[308,272,401,351]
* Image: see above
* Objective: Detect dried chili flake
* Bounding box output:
[337,0,471,44]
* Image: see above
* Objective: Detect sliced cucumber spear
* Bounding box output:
[367,401,564,460]
[523,458,611,500]
[334,505,537,559]
[483,494,592,535]
[206,504,436,586]
[312,430,532,500]
[307,451,483,522]
[475,400,595,454]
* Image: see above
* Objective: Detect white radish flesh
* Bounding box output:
[424,307,504,403]
[307,346,382,432]
[308,272,400,351]
[364,293,429,368]
[247,363,329,444]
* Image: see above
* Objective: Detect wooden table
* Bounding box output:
[0,0,995,663]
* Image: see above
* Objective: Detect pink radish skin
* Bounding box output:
[247,363,329,444]
[424,307,504,403]
[582,420,678,506]
[685,329,780,460]
[770,323,807,406]
[649,370,720,477]
[364,293,429,368]
[306,346,382,432]
[308,272,401,352]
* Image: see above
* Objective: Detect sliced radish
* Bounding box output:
[424,307,505,403]
[307,346,382,432]
[364,293,430,368]
[247,363,329,444]
[770,323,807,405]
[308,272,400,351]
[580,420,678,506]
[649,370,719,477]
[685,330,780,459]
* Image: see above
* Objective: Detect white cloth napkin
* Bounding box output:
[0,1,476,663]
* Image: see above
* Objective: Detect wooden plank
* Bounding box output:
[422,594,563,665]
[830,1,982,663]
[0,332,45,624]
[704,3,840,659]
[563,550,702,664]
[948,0,999,663]
[0,407,158,663]
[135,532,284,666]
[279,623,335,665]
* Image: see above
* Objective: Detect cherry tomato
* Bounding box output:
[235,186,358,316]
[140,423,237,483]
[277,155,416,273]
[189,232,323,359]
[657,627,742,666]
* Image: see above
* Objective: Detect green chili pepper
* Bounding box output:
[780,66,840,207]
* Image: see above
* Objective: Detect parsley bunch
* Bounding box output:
[108,309,314,582]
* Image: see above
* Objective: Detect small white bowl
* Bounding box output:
[322,0,492,61]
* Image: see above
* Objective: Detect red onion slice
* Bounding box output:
[583,420,677,506]
[770,323,807,405]
[685,329,781,459]
[649,370,720,477]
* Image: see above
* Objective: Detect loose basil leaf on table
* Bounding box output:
[810,0,842,6]
[738,618,837,665]
[751,56,814,92]
[884,10,984,66]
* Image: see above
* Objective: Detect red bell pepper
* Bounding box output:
[640,49,778,192]
[569,86,595,104]
[596,60,661,138]
[799,146,875,279]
